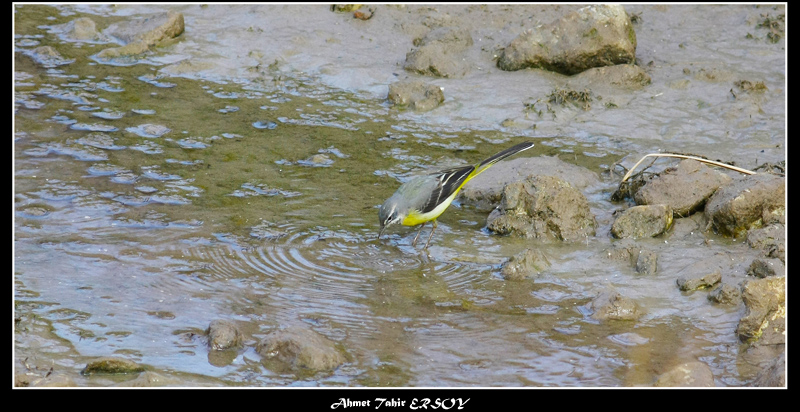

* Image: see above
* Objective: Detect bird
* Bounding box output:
[378,141,535,248]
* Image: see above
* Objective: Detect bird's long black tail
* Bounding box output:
[475,141,535,173]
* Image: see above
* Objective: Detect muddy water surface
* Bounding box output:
[14,4,785,387]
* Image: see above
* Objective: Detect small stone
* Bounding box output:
[589,291,643,321]
[500,248,551,280]
[82,357,145,375]
[707,284,741,305]
[387,80,444,112]
[635,250,658,275]
[677,270,722,291]
[206,319,243,351]
[611,204,673,239]
[746,258,784,278]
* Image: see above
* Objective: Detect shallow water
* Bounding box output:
[14,4,785,387]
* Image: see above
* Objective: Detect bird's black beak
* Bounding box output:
[378,224,386,240]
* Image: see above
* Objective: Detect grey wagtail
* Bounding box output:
[378,141,535,248]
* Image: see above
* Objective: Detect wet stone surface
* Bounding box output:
[677,270,722,291]
[634,159,732,217]
[705,174,785,238]
[498,5,636,74]
[256,327,347,371]
[707,284,741,305]
[487,175,596,242]
[611,204,673,239]
[736,276,785,344]
[387,80,445,112]
[589,291,643,321]
[500,248,551,281]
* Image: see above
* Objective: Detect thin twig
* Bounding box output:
[621,153,756,183]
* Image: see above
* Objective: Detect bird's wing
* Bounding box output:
[418,165,475,214]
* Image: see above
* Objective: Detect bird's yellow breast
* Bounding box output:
[401,191,460,226]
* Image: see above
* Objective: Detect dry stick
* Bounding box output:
[621,153,756,183]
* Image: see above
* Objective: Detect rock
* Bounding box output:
[747,258,785,278]
[603,238,639,264]
[26,46,74,67]
[97,11,184,59]
[56,17,109,42]
[589,291,642,321]
[611,204,673,239]
[676,270,722,291]
[497,4,636,75]
[206,319,243,351]
[746,224,785,262]
[69,17,100,40]
[487,175,595,242]
[602,240,657,275]
[736,276,785,343]
[459,155,599,211]
[750,353,785,387]
[707,284,741,305]
[705,174,785,238]
[302,153,334,166]
[404,27,473,78]
[500,248,551,280]
[387,80,444,112]
[256,327,346,371]
[635,249,658,275]
[82,357,146,375]
[653,362,715,387]
[634,159,732,217]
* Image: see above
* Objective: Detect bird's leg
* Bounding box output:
[424,220,438,249]
[411,222,426,246]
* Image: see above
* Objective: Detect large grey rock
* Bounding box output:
[487,175,596,242]
[497,4,636,75]
[634,159,732,217]
[705,174,785,238]
[460,155,599,211]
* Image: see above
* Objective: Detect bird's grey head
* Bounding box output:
[378,200,403,238]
